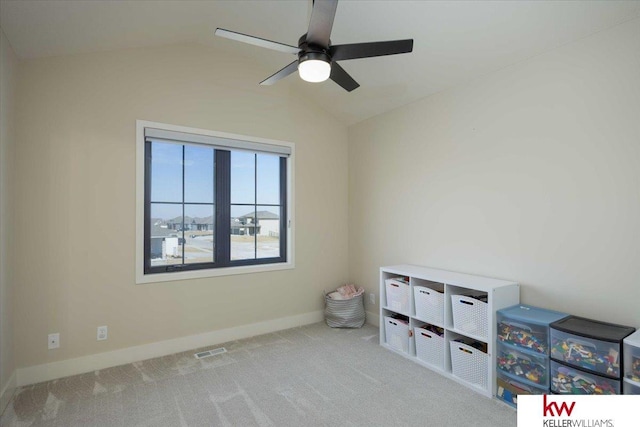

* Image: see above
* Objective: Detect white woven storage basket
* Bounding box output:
[384,316,409,354]
[449,340,488,389]
[451,294,488,339]
[413,286,444,324]
[385,278,410,314]
[414,327,444,369]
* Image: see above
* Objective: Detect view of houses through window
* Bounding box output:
[147,141,283,271]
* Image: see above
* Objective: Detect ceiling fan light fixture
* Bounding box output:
[298,52,331,83]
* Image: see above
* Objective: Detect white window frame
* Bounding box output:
[135,120,295,284]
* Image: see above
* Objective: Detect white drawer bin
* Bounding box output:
[384,316,409,354]
[385,278,410,314]
[450,340,489,389]
[414,286,444,324]
[451,294,488,340]
[414,326,444,369]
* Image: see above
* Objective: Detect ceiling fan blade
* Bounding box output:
[306,0,338,47]
[330,62,359,92]
[329,39,414,61]
[215,28,300,55]
[260,61,299,86]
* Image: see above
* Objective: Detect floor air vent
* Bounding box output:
[194,347,227,359]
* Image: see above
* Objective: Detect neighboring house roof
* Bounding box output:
[168,216,193,224]
[239,210,279,220]
[151,225,178,238]
[157,213,275,231]
[167,215,214,225]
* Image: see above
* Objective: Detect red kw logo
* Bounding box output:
[543,395,576,417]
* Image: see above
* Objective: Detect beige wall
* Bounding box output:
[1,26,18,401]
[10,12,639,381]
[13,44,349,369]
[349,18,640,328]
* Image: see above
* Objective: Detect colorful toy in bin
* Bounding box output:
[498,321,547,354]
[551,337,620,377]
[628,356,640,382]
[497,349,546,385]
[551,366,617,395]
[497,385,518,406]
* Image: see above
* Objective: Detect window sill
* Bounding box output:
[136,261,295,284]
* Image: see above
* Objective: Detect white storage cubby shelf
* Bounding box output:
[380,264,520,398]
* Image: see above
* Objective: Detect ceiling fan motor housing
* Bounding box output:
[298,34,331,63]
[298,50,331,65]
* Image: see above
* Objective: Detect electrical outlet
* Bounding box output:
[48,333,60,350]
[97,326,108,341]
[369,293,375,305]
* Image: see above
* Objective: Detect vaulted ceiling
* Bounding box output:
[2,0,638,125]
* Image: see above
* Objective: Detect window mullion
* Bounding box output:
[279,156,287,260]
[144,141,152,274]
[254,153,258,259]
[212,149,216,259]
[215,150,231,266]
[181,145,186,266]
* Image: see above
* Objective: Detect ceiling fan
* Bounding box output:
[214,0,413,92]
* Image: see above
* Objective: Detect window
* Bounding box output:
[136,121,294,283]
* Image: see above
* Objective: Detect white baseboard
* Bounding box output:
[0,370,16,414]
[17,310,324,387]
[366,310,380,327]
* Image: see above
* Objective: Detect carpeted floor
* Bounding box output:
[0,323,516,426]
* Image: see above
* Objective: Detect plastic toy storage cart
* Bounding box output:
[495,305,568,407]
[497,373,545,407]
[623,329,640,394]
[549,316,635,395]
